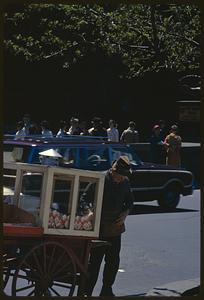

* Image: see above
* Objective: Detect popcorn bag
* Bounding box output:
[48,209,93,231]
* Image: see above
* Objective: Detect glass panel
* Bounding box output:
[32,147,78,167]
[111,145,142,165]
[19,171,43,222]
[3,168,16,204]
[3,151,15,163]
[48,176,73,230]
[60,147,77,167]
[74,177,98,231]
[3,145,30,163]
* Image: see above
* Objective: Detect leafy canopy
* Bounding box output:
[4,4,201,78]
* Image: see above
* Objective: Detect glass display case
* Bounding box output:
[3,162,105,237]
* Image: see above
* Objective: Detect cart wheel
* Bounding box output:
[12,242,77,296]
[3,253,10,289]
[3,253,18,289]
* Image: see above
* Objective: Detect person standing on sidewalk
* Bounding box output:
[149,124,164,164]
[164,125,182,167]
[88,117,107,138]
[22,113,32,135]
[158,119,168,140]
[67,117,82,135]
[15,121,27,139]
[120,121,139,143]
[107,119,119,142]
[56,120,67,138]
[84,156,134,296]
[40,120,54,138]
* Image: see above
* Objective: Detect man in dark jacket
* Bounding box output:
[88,117,107,138]
[84,156,134,296]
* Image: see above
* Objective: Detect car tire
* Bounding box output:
[158,186,180,209]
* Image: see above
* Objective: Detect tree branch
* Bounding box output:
[169,33,200,47]
[150,5,160,56]
[44,48,68,59]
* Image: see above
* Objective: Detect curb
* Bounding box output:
[145,278,200,297]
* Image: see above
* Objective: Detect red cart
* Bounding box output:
[3,162,106,296]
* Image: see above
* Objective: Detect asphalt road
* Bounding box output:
[92,189,200,297]
[4,190,200,297]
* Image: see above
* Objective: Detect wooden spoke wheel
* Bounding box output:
[3,253,11,289]
[3,253,18,289]
[12,242,77,296]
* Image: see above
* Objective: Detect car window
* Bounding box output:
[111,145,142,165]
[32,147,78,167]
[3,144,31,163]
[59,147,78,167]
[79,147,110,170]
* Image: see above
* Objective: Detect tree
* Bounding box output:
[3,4,201,79]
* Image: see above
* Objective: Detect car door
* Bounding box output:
[79,145,110,171]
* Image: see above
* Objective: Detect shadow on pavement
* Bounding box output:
[123,293,147,297]
[181,285,200,296]
[130,204,198,215]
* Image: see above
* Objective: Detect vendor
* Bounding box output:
[84,155,134,296]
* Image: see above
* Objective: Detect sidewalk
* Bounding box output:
[145,278,200,297]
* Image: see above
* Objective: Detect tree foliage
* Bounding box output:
[4,3,201,78]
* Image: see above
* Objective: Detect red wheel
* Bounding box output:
[12,242,77,296]
[3,252,18,290]
[3,253,10,289]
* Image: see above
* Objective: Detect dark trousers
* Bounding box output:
[86,235,121,296]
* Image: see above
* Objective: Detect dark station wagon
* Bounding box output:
[3,136,194,209]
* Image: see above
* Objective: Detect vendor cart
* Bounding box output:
[3,162,105,296]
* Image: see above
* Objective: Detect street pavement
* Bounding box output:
[145,277,200,296]
[91,190,200,297]
[3,190,200,297]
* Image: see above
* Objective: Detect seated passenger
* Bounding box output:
[39,149,62,166]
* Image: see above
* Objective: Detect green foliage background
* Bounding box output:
[4,3,201,78]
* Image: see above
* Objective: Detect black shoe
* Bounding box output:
[99,286,115,297]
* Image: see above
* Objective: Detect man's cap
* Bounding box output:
[111,155,132,176]
[39,149,62,158]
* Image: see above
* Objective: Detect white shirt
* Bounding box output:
[120,127,139,143]
[41,129,53,138]
[56,129,66,138]
[107,127,119,142]
[15,128,26,139]
[88,127,94,134]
